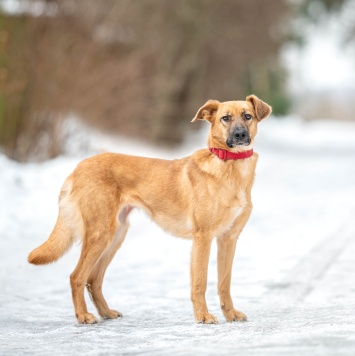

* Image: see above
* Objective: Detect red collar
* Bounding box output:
[209,147,253,160]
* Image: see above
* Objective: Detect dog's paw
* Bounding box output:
[195,312,218,324]
[100,309,122,320]
[77,312,98,324]
[224,308,247,322]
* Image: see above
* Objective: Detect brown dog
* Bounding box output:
[28,95,271,324]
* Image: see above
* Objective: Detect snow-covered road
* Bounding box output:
[1,118,355,355]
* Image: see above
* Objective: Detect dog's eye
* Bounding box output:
[244,114,252,120]
[221,115,230,122]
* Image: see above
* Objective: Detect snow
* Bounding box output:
[1,117,355,355]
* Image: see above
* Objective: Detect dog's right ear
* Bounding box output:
[191,100,220,122]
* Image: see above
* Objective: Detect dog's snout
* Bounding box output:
[226,127,251,147]
[234,128,248,140]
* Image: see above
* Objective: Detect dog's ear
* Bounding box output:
[246,95,272,121]
[191,100,220,122]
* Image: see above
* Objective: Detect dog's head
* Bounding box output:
[192,95,272,151]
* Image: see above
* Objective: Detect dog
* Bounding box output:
[28,95,271,324]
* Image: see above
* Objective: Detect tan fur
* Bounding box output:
[28,95,271,324]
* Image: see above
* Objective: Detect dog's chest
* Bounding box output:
[209,159,255,235]
[230,190,248,220]
[213,188,249,236]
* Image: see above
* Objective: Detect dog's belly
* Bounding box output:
[152,205,246,239]
[152,212,194,239]
[130,188,249,239]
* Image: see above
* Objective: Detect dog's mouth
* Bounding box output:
[226,138,251,148]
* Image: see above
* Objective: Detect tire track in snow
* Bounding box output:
[264,220,355,304]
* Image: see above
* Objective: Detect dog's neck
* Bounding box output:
[209,147,254,161]
[207,130,254,161]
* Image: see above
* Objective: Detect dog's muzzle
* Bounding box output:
[227,127,251,147]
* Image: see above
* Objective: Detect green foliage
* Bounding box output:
[245,60,291,116]
[267,68,292,116]
[268,94,292,117]
[302,0,346,20]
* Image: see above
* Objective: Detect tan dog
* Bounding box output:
[28,95,271,324]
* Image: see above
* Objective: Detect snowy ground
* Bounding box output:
[1,117,355,355]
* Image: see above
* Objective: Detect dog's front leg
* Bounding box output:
[217,210,251,322]
[190,234,217,324]
[217,236,247,322]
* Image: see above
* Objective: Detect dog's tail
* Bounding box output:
[28,179,78,265]
[28,215,74,265]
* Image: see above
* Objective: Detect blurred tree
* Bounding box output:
[288,0,351,45]
[0,0,309,161]
[0,13,31,160]
[299,0,346,19]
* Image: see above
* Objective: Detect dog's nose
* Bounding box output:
[227,127,251,147]
[234,127,249,141]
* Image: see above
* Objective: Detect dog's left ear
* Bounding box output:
[191,100,220,122]
[246,95,272,121]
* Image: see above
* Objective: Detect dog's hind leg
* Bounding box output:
[86,224,129,319]
[70,225,116,324]
[86,206,132,320]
